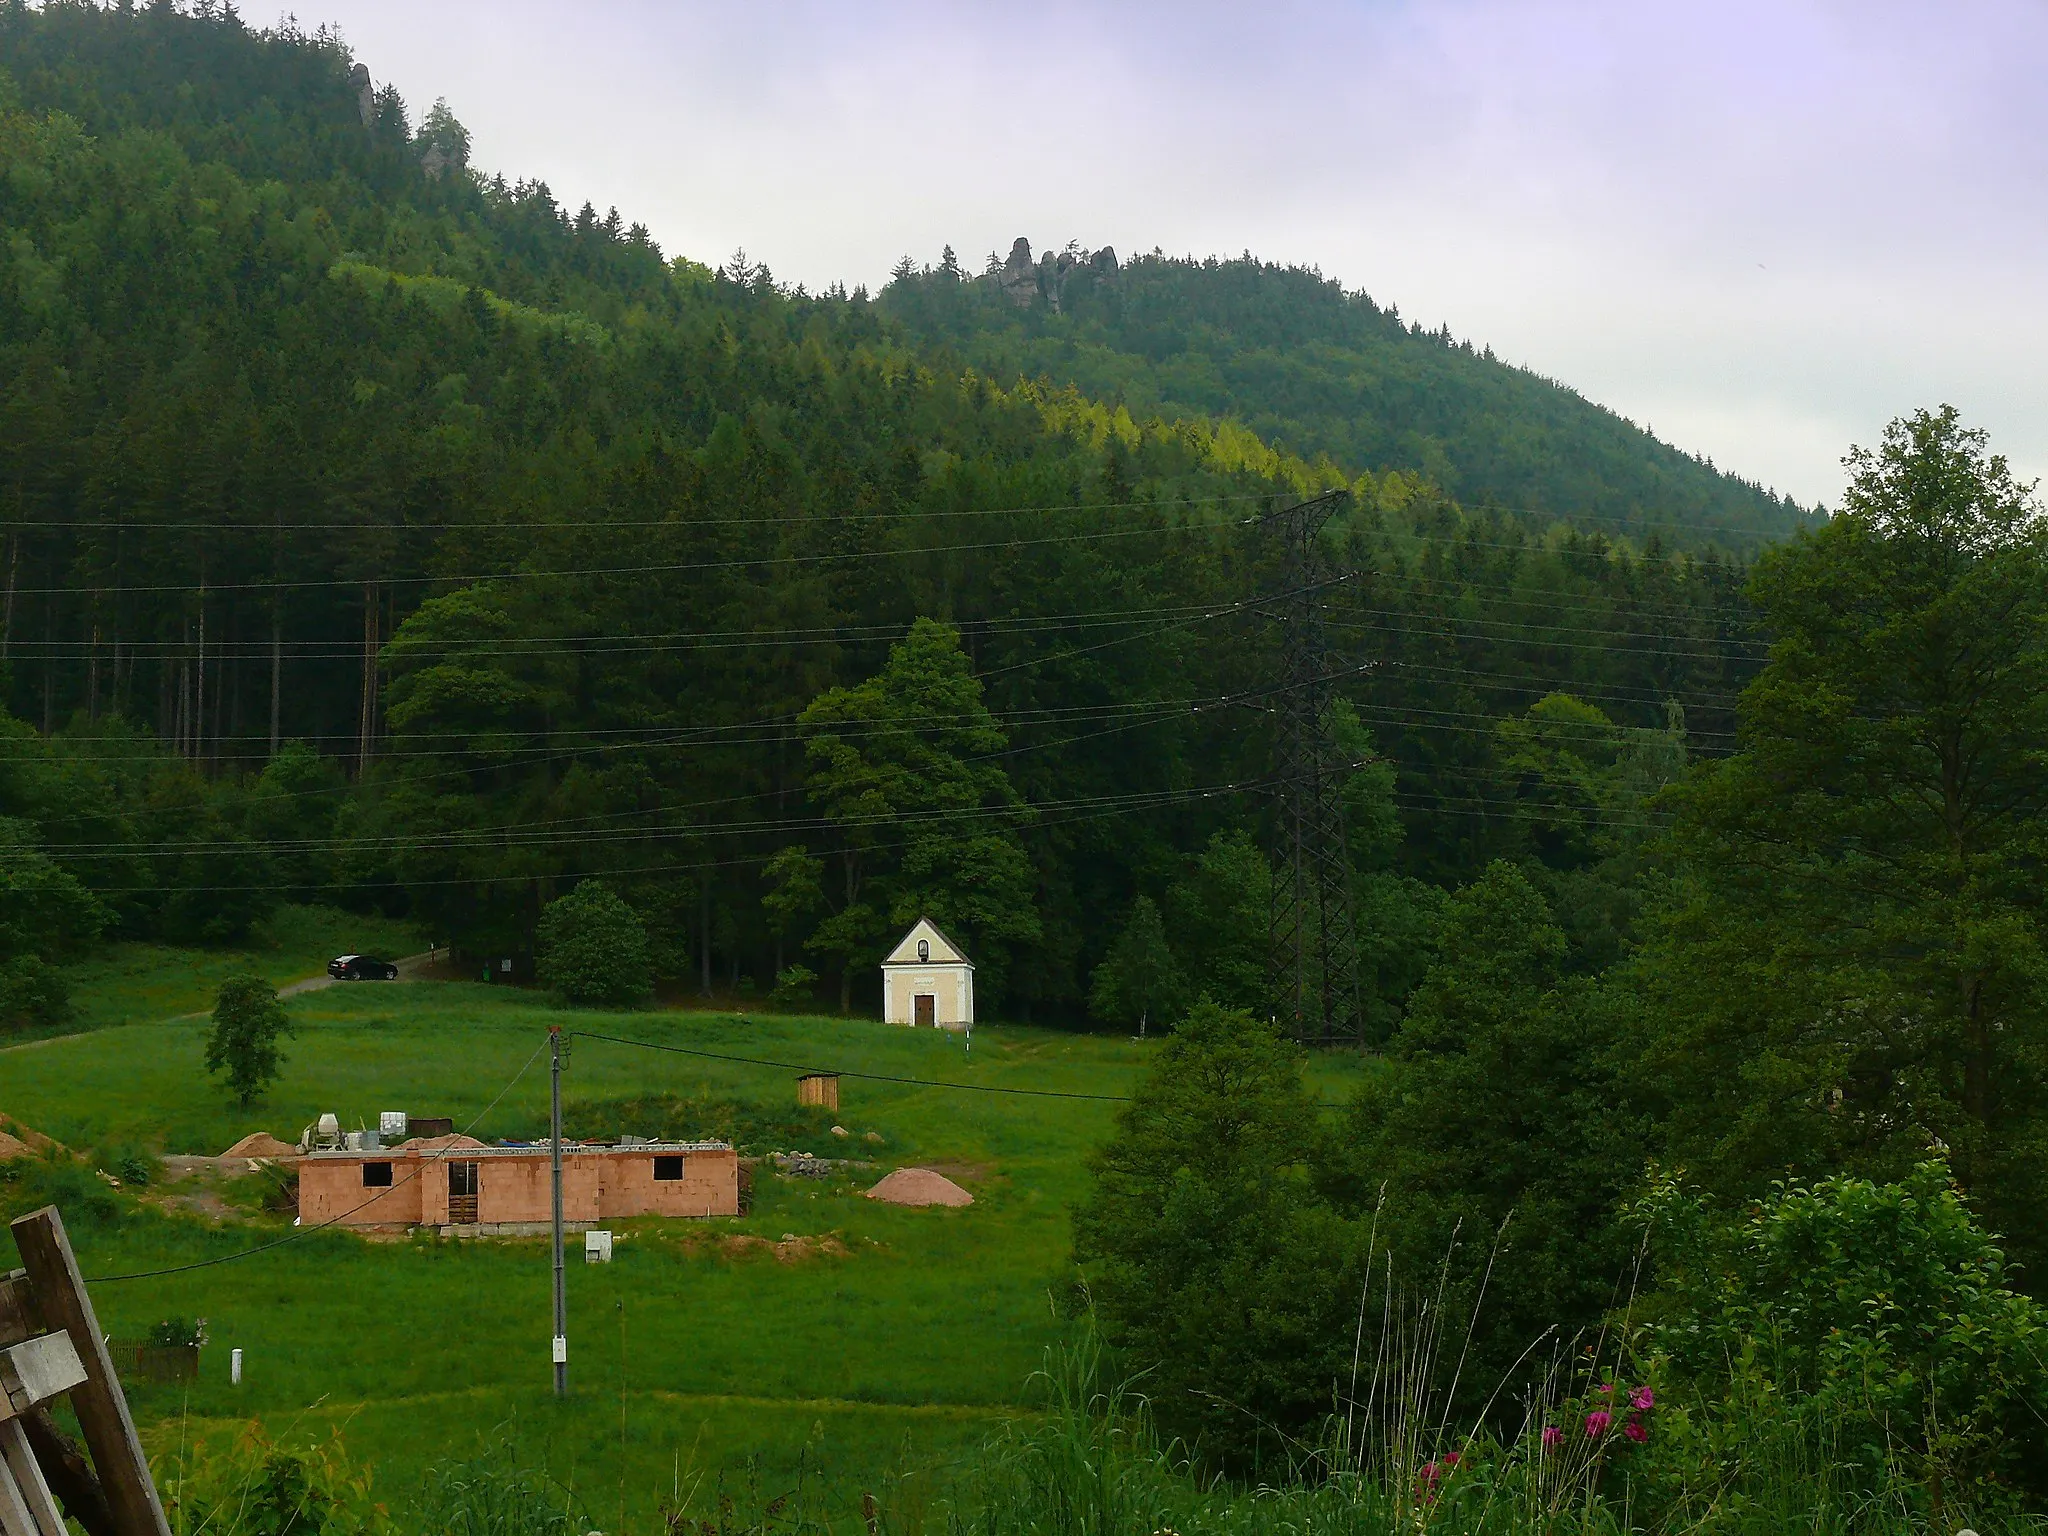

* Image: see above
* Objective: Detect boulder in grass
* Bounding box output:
[865,1167,973,1207]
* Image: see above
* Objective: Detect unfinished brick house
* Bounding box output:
[296,1134,739,1232]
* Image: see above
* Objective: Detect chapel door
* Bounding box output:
[914,993,936,1028]
[448,1160,480,1224]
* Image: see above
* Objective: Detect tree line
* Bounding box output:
[1074,410,2048,1506]
[0,1,1759,1026]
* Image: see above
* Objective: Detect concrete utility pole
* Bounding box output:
[550,1025,567,1397]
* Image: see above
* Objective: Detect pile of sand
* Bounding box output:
[865,1167,973,1208]
[0,1114,59,1160]
[221,1132,298,1159]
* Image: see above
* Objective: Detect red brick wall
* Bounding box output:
[299,1146,739,1226]
[297,1156,423,1226]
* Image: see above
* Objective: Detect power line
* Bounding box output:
[33,771,1277,891]
[17,666,1360,858]
[23,668,1712,866]
[0,490,1806,546]
[574,1030,1134,1102]
[574,1029,1356,1109]
[0,518,1238,598]
[0,601,1226,661]
[0,514,1774,614]
[0,492,1274,535]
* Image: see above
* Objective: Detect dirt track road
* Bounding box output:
[0,950,446,1055]
[278,949,443,998]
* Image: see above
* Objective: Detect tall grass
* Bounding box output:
[414,1443,588,1536]
[926,1318,2003,1536]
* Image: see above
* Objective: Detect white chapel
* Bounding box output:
[881,917,974,1029]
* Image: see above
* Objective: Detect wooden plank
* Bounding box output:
[21,1408,114,1536]
[0,1276,31,1351]
[7,1209,168,1536]
[1,1333,88,1420]
[0,1422,64,1536]
[0,1447,42,1536]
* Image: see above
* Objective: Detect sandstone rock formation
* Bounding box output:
[992,238,1119,313]
[349,62,374,126]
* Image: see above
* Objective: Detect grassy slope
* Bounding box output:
[27,904,427,1051]
[2,979,1374,1530]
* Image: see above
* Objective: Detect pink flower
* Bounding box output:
[1624,1417,1649,1445]
[1442,1451,1460,1468]
[1585,1410,1613,1438]
[1630,1386,1654,1411]
[1595,1382,1615,1395]
[1541,1426,1564,1451]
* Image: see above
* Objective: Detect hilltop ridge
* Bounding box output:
[882,236,1811,549]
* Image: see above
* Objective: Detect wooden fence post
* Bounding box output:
[8,1209,169,1536]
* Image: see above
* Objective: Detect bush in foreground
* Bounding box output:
[1636,1160,2048,1510]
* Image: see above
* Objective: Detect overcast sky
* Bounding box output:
[303,1,2045,508]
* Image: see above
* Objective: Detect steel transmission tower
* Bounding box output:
[1260,490,1365,1044]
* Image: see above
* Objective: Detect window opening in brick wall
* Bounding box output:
[654,1156,684,1181]
[362,1161,393,1187]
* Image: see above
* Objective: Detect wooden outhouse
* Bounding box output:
[881,917,974,1029]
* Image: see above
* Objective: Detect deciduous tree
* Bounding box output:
[205,974,293,1107]
[1638,407,2048,1267]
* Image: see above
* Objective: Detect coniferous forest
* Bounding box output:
[5,3,2048,1517]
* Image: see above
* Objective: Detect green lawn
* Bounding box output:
[46,903,427,1045]
[2,979,1373,1531]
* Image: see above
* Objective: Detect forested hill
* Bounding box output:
[0,1,1762,1027]
[882,242,1811,548]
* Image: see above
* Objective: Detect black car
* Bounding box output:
[328,954,399,981]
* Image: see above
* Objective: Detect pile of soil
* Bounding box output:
[221,1132,298,1159]
[0,1113,60,1160]
[865,1167,974,1208]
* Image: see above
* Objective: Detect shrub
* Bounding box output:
[1635,1160,2048,1505]
[205,974,294,1107]
[767,963,817,1010]
[98,1142,159,1186]
[155,1421,388,1536]
[0,954,72,1031]
[534,882,652,1007]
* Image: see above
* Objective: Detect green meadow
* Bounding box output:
[2,954,1372,1529]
